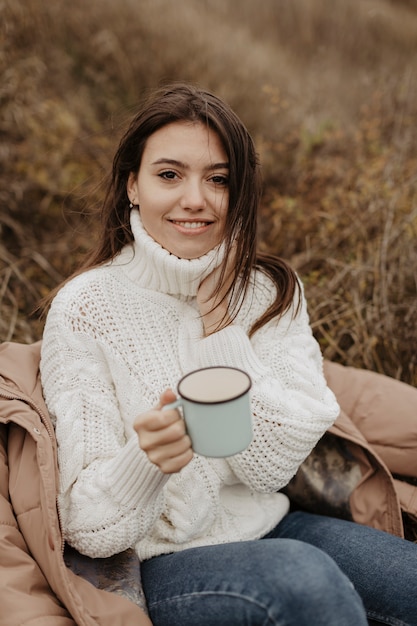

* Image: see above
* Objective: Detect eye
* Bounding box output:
[158,170,179,181]
[210,174,229,186]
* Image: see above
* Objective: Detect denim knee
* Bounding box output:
[254,538,367,625]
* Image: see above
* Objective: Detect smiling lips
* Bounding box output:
[170,219,212,231]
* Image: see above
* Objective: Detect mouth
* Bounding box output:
[169,219,213,230]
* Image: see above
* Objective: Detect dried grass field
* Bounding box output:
[1,0,416,384]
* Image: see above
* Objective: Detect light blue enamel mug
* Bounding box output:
[164,366,253,457]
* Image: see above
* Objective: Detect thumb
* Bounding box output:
[158,388,177,409]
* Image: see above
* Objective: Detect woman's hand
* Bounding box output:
[133,389,193,474]
[197,246,236,336]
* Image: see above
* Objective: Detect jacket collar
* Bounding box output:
[0,341,54,439]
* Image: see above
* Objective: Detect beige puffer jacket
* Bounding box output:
[0,341,152,626]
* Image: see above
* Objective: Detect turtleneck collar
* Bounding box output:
[111,209,226,298]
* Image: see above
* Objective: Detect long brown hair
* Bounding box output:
[45,83,299,334]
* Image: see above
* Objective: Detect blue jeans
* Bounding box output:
[141,512,417,626]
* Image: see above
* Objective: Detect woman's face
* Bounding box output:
[127,121,229,259]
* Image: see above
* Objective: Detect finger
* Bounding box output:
[151,446,194,475]
[146,435,192,468]
[157,388,177,409]
[137,415,187,450]
[134,407,181,433]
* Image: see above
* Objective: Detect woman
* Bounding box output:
[40,84,416,626]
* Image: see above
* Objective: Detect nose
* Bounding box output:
[180,178,206,211]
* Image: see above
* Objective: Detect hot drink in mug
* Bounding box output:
[164,366,253,457]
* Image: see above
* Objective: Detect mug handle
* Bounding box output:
[162,398,183,412]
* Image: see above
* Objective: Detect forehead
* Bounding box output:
[142,120,227,163]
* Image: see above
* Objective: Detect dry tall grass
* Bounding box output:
[1,0,416,383]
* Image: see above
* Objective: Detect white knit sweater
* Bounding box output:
[40,210,339,561]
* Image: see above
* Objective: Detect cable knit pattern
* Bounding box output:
[40,210,339,561]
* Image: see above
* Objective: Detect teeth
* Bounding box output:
[172,221,208,229]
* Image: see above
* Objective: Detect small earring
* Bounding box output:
[129,202,133,209]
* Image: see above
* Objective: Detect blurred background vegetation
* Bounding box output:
[1,0,416,384]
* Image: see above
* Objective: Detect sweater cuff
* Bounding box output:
[102,435,169,508]
[198,325,270,380]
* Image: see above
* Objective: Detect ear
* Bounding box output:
[127,172,139,205]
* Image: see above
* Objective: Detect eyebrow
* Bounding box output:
[151,158,229,171]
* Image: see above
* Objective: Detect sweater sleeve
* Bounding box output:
[194,281,340,493]
[40,297,169,559]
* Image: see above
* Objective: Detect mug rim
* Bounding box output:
[177,366,252,405]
